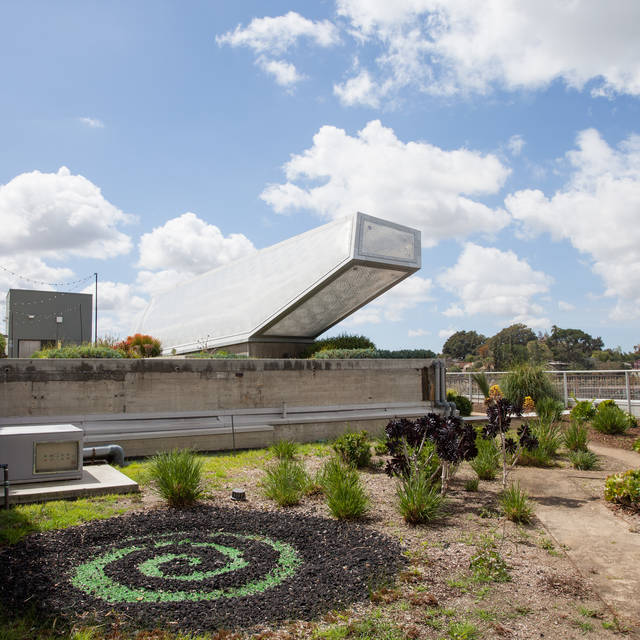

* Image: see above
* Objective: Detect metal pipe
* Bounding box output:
[83,444,125,467]
[626,371,631,415]
[1,464,8,510]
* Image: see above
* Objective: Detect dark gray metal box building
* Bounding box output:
[6,289,93,358]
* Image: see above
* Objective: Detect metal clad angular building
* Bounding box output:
[137,212,421,357]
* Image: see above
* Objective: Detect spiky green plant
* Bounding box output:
[470,436,500,480]
[500,482,534,523]
[592,405,629,435]
[564,421,589,452]
[396,469,444,524]
[319,457,369,519]
[263,458,310,507]
[501,363,559,406]
[270,439,299,460]
[569,449,599,470]
[148,449,204,507]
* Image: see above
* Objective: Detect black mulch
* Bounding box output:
[0,505,405,632]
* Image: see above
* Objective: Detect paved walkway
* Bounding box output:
[514,444,640,631]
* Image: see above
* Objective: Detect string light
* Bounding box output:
[0,265,94,287]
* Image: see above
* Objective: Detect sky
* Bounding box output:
[1,0,640,353]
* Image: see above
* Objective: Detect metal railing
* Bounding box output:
[445,370,640,414]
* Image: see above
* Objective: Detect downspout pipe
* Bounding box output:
[433,360,458,417]
[83,445,126,467]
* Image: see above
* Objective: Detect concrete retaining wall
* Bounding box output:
[0,358,440,455]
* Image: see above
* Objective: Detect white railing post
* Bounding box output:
[468,373,472,402]
[563,372,568,408]
[625,371,631,414]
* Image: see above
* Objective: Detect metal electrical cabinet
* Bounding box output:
[0,424,83,484]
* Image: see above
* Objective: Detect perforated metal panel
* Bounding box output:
[137,212,421,354]
[265,266,406,336]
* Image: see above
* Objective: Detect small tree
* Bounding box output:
[385,414,478,495]
[481,395,538,488]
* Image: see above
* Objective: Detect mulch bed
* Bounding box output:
[0,505,405,633]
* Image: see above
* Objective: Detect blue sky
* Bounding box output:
[2,1,640,352]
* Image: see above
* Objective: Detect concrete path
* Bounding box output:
[514,444,640,630]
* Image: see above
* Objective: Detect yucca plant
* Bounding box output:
[263,458,309,507]
[148,449,204,507]
[500,482,534,523]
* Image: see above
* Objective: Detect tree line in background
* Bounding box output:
[442,324,640,371]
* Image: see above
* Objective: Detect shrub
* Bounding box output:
[396,469,444,524]
[313,347,376,359]
[263,459,309,507]
[270,439,299,460]
[596,399,617,412]
[303,333,375,358]
[31,343,127,358]
[148,449,204,507]
[446,390,473,417]
[320,458,369,519]
[604,469,640,507]
[570,399,596,424]
[0,333,6,357]
[592,404,629,435]
[569,449,599,470]
[501,363,559,407]
[117,333,162,357]
[470,436,500,480]
[633,438,640,453]
[332,431,371,468]
[500,482,534,523]
[191,350,248,359]
[564,421,589,452]
[626,413,638,430]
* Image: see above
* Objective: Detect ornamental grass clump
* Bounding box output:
[319,457,369,519]
[470,435,500,481]
[592,404,629,435]
[501,363,559,407]
[500,482,534,523]
[569,449,599,470]
[396,469,444,524]
[564,420,589,452]
[149,449,204,507]
[270,439,299,460]
[263,459,310,507]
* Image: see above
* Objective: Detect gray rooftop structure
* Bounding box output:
[137,212,421,357]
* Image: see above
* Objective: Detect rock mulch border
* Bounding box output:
[0,505,405,632]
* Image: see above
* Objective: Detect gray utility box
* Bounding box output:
[0,424,83,484]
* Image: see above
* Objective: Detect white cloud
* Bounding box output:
[408,328,430,337]
[136,212,256,295]
[507,134,525,157]
[558,300,575,312]
[334,0,640,101]
[217,11,339,54]
[217,11,339,87]
[343,275,433,325]
[506,128,640,320]
[79,117,105,128]
[257,57,304,86]
[438,243,552,325]
[333,70,385,107]
[438,327,457,339]
[261,120,510,246]
[81,280,147,339]
[0,166,133,258]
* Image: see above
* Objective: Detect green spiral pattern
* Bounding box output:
[72,532,301,603]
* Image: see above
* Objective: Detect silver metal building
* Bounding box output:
[137,212,421,357]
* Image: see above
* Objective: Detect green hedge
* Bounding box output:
[312,348,436,359]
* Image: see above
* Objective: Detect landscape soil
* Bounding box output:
[0,505,405,633]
